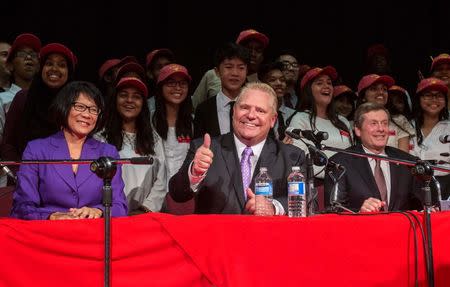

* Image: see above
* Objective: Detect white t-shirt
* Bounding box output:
[410,120,450,177]
[95,131,167,212]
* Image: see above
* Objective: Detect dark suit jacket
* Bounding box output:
[169,133,306,214]
[193,96,220,139]
[324,144,422,211]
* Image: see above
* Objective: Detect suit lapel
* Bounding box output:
[75,137,98,187]
[353,145,380,197]
[220,134,246,208]
[51,132,77,191]
[387,149,400,210]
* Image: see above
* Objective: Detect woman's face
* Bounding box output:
[116,86,144,123]
[334,94,354,117]
[420,90,446,117]
[42,53,69,89]
[364,83,388,106]
[67,93,99,138]
[389,92,405,113]
[311,74,333,108]
[162,75,189,105]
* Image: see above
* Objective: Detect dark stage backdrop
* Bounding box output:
[3,0,449,93]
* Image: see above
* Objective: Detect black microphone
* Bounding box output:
[439,135,450,144]
[285,127,329,143]
[129,156,154,165]
[306,144,328,166]
[0,163,17,184]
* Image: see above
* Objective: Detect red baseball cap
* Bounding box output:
[416,77,448,95]
[145,48,175,67]
[157,64,191,85]
[300,66,338,89]
[431,53,450,72]
[388,85,407,95]
[236,29,269,48]
[357,74,395,94]
[98,59,120,78]
[40,43,78,70]
[7,33,41,62]
[116,77,148,98]
[333,85,355,98]
[116,62,146,81]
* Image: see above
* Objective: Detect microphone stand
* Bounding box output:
[327,165,355,213]
[90,157,117,287]
[320,145,450,287]
[305,153,318,216]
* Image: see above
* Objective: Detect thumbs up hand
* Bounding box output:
[192,133,214,176]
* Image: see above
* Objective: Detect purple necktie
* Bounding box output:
[240,146,253,200]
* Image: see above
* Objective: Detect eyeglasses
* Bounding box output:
[15,50,39,60]
[165,80,189,88]
[281,61,299,69]
[72,102,101,115]
[421,93,446,101]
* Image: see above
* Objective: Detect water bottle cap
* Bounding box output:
[292,166,300,171]
[260,167,268,172]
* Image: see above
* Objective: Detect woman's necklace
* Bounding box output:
[123,131,136,150]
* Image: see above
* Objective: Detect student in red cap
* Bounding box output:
[288,66,353,180]
[387,85,413,120]
[430,53,450,110]
[356,74,413,152]
[97,76,166,214]
[152,64,193,180]
[97,58,120,102]
[332,85,357,125]
[1,42,77,183]
[410,77,450,198]
[145,49,175,113]
[0,33,41,113]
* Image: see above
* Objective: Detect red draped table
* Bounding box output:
[1,211,450,286]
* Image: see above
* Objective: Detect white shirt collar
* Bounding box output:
[234,134,266,159]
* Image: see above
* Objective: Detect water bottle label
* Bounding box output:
[255,182,273,196]
[288,181,305,195]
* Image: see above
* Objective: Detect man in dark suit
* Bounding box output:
[324,102,422,212]
[170,82,306,215]
[193,42,250,139]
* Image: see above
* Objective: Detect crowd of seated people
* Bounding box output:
[1,30,449,220]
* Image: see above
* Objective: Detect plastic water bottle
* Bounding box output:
[254,167,273,216]
[288,166,306,217]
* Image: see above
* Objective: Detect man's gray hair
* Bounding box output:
[354,102,390,128]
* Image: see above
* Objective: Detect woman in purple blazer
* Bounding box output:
[10,81,128,220]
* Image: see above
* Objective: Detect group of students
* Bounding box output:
[0,28,449,219]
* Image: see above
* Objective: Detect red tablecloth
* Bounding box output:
[1,211,449,287]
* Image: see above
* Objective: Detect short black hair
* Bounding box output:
[51,81,104,134]
[213,42,250,68]
[258,61,285,81]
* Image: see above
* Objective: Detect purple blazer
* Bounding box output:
[10,131,128,220]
